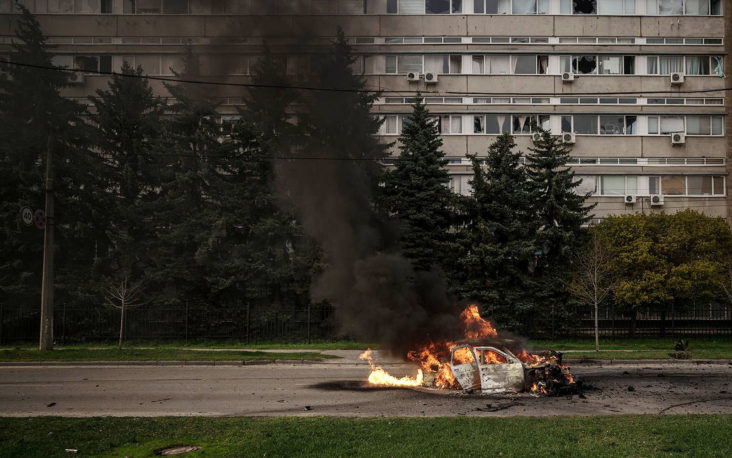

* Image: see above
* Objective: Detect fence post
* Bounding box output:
[185,300,188,345]
[61,302,66,346]
[307,303,311,345]
[0,300,3,345]
[660,310,666,338]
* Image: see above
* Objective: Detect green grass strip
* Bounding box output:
[0,415,730,457]
[0,349,336,362]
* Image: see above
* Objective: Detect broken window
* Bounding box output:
[573,0,597,14]
[572,55,597,74]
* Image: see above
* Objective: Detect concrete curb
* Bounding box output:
[565,358,732,365]
[0,358,324,367]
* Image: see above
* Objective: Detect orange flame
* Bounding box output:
[360,304,575,393]
[359,349,423,387]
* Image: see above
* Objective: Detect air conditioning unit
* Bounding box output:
[650,194,664,206]
[671,132,685,145]
[424,72,438,84]
[67,72,85,85]
[624,195,636,204]
[531,132,542,142]
[407,72,420,82]
[561,132,576,144]
[670,72,685,85]
[561,72,575,82]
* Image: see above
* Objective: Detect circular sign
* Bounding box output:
[20,207,34,226]
[34,209,46,230]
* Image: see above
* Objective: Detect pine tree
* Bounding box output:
[0,4,101,319]
[90,61,165,282]
[455,133,538,331]
[524,127,595,335]
[380,94,456,274]
[526,127,594,268]
[148,49,230,306]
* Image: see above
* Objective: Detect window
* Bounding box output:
[685,55,711,75]
[425,55,449,74]
[49,0,74,12]
[484,114,511,134]
[484,0,511,13]
[513,55,537,74]
[400,0,426,13]
[685,0,709,14]
[426,0,451,13]
[573,55,597,74]
[73,55,99,72]
[439,115,462,134]
[686,115,710,135]
[163,0,187,14]
[623,56,635,74]
[472,55,484,74]
[599,115,625,134]
[647,56,683,74]
[576,176,598,195]
[101,0,113,13]
[660,116,684,134]
[598,56,622,74]
[661,176,685,195]
[383,115,402,135]
[387,0,398,12]
[573,115,598,134]
[398,55,422,73]
[487,55,510,74]
[601,176,626,195]
[573,0,597,14]
[0,0,12,13]
[136,55,161,74]
[687,176,713,195]
[513,0,536,13]
[449,55,462,74]
[657,0,684,14]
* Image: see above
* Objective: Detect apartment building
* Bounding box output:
[0,0,729,222]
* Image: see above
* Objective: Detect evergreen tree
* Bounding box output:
[89,61,165,282]
[0,4,101,319]
[525,127,594,335]
[455,134,538,331]
[526,127,594,268]
[149,49,230,307]
[380,95,456,274]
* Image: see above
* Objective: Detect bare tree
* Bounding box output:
[569,230,615,352]
[105,276,145,350]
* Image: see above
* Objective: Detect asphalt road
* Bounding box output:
[1,352,730,417]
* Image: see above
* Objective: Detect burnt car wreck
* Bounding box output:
[448,344,580,396]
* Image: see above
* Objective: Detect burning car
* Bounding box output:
[359,304,578,396]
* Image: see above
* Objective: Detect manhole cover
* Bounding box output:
[153,445,201,456]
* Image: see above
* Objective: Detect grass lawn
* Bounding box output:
[528,337,732,360]
[1,339,376,351]
[0,348,336,362]
[0,415,729,457]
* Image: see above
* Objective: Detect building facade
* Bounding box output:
[1,0,729,222]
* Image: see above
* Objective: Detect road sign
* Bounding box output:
[20,207,34,226]
[34,209,46,230]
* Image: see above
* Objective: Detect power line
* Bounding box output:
[2,58,732,98]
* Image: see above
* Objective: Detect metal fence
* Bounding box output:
[0,301,337,345]
[1,301,730,344]
[573,306,732,337]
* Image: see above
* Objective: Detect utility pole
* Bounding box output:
[39,134,55,351]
